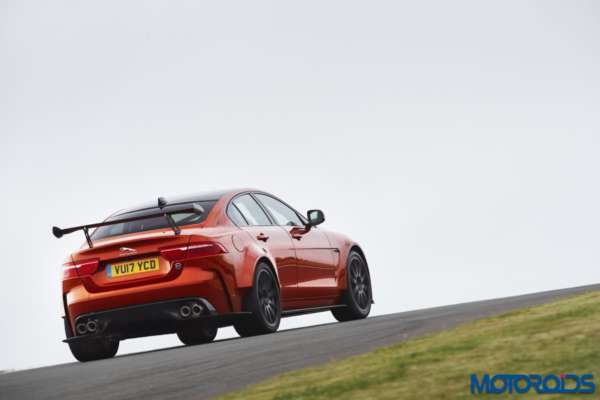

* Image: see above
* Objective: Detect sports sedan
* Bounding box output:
[54,189,372,361]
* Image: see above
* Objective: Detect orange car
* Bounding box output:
[54,189,372,361]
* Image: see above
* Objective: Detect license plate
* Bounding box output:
[106,257,160,278]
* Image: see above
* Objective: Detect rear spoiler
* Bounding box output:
[52,197,205,248]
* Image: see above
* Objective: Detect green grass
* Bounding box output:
[217,291,600,400]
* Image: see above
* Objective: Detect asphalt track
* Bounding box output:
[1,284,599,400]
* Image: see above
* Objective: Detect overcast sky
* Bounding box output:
[1,1,599,371]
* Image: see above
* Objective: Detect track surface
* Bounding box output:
[1,284,599,400]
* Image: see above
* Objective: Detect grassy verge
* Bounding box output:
[218,291,600,400]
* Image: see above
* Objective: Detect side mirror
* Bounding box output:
[307,209,325,227]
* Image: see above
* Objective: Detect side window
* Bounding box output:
[227,204,248,226]
[255,194,303,226]
[232,194,271,226]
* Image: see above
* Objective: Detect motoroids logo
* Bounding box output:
[470,373,595,395]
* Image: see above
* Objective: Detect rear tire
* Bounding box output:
[332,250,372,322]
[234,262,281,337]
[177,325,218,346]
[68,337,119,362]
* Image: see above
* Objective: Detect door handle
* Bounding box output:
[291,234,302,240]
[257,233,269,242]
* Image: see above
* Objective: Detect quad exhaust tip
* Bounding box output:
[180,303,203,318]
[76,323,87,335]
[180,305,191,318]
[191,303,203,316]
[86,320,98,333]
[75,319,99,336]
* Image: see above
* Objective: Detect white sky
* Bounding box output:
[1,1,599,371]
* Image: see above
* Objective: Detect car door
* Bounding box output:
[253,193,338,301]
[228,194,298,301]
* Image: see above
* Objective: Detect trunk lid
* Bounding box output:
[71,230,191,292]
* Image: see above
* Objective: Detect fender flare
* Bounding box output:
[235,243,280,289]
[337,243,369,291]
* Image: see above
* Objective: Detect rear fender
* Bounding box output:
[233,237,280,289]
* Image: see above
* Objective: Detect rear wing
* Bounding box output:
[52,198,205,248]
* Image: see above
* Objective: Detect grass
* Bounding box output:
[217,291,600,400]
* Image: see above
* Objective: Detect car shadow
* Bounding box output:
[114,319,347,359]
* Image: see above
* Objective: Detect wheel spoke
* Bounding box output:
[267,306,275,322]
[353,262,361,278]
[348,258,371,311]
[359,291,367,307]
[256,269,280,325]
[259,279,268,293]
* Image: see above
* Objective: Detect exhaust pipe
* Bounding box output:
[86,320,98,333]
[180,305,191,318]
[191,303,203,317]
[76,322,87,335]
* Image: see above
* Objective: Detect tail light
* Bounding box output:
[188,242,228,258]
[158,246,188,262]
[159,241,227,262]
[63,259,99,280]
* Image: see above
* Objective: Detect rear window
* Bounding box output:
[92,201,216,240]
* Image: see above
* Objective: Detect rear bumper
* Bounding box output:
[64,260,242,333]
[64,297,250,343]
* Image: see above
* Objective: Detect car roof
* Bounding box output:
[114,189,237,217]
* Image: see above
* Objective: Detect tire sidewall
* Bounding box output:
[68,337,119,362]
[177,324,217,345]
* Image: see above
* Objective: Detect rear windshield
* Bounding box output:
[92,201,216,240]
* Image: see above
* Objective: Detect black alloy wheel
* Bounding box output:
[332,250,372,322]
[67,337,119,362]
[257,268,279,326]
[349,256,371,311]
[177,324,218,346]
[234,262,281,337]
